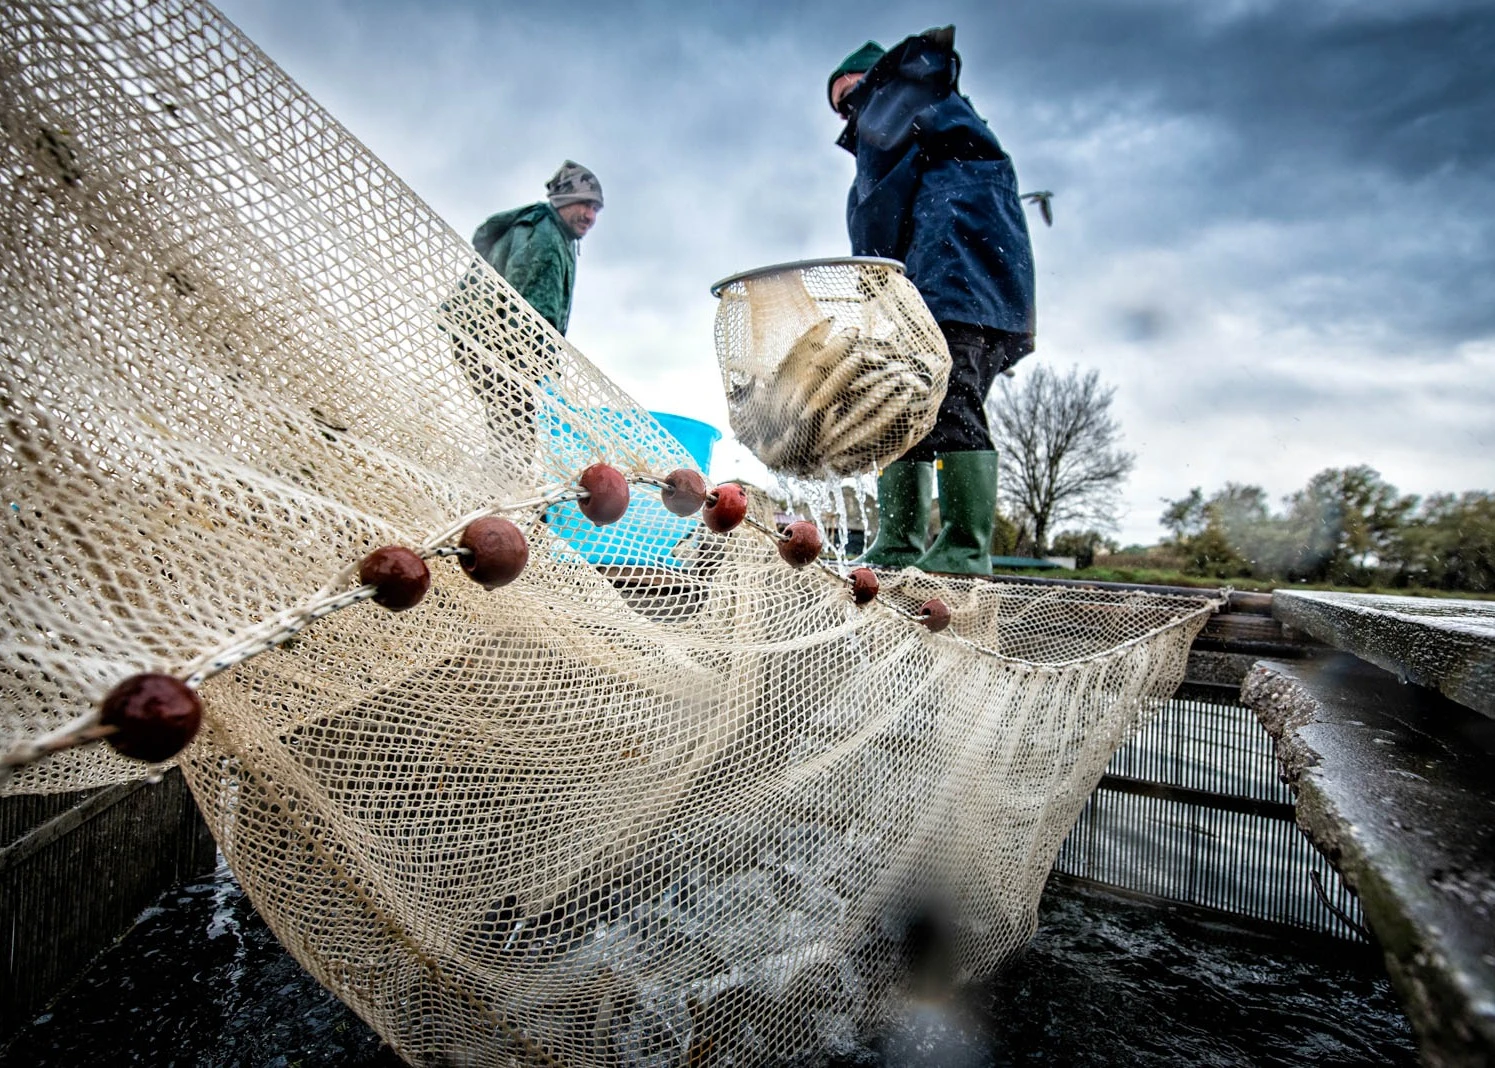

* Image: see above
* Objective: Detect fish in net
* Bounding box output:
[712,260,950,479]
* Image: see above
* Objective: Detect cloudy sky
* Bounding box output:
[213,0,1493,547]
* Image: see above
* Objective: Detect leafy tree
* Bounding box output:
[1282,466,1417,584]
[1165,470,1421,584]
[1210,483,1273,538]
[986,365,1135,555]
[1160,487,1207,544]
[1209,483,1305,576]
[1156,467,1495,591]
[1159,486,1251,577]
[991,509,1023,556]
[1050,529,1119,569]
[1393,491,1495,591]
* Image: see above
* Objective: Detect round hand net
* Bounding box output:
[0,3,1220,1066]
[712,260,950,478]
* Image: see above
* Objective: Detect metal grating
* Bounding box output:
[0,770,218,1040]
[1054,686,1368,941]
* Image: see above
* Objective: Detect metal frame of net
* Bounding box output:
[0,2,1221,1065]
[711,258,950,479]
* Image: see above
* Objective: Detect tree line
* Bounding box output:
[980,366,1491,591]
[1158,467,1495,591]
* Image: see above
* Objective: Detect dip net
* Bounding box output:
[0,2,1220,1066]
[711,260,949,479]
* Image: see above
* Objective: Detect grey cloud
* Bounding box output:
[933,0,1495,349]
[956,0,1495,178]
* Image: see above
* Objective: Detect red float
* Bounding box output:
[918,598,952,633]
[660,468,708,517]
[850,567,879,605]
[578,464,629,525]
[778,521,823,568]
[702,483,748,533]
[99,673,203,763]
[459,516,529,588]
[358,545,430,611]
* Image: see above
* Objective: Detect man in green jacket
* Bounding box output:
[472,160,603,336]
[452,162,601,438]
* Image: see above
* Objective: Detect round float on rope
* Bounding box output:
[778,521,823,568]
[99,673,203,763]
[919,598,952,632]
[660,468,708,517]
[359,546,430,611]
[702,483,748,532]
[577,464,629,525]
[459,517,529,589]
[850,567,879,605]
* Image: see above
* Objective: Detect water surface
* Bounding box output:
[4,860,1415,1066]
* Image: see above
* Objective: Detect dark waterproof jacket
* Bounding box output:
[472,203,578,334]
[838,29,1035,339]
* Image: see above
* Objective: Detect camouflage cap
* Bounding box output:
[546,160,603,209]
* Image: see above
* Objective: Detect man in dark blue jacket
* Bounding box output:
[831,27,1036,575]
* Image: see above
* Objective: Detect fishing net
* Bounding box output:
[712,260,949,479]
[0,2,1220,1065]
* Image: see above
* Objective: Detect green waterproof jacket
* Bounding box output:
[472,203,577,335]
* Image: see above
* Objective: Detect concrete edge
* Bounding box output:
[1272,591,1495,720]
[1241,658,1495,1068]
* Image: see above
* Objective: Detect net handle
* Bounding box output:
[709,256,906,298]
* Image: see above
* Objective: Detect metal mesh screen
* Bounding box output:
[1055,689,1368,941]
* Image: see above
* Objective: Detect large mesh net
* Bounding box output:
[712,260,949,479]
[0,2,1220,1065]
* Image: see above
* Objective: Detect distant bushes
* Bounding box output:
[1158,466,1494,592]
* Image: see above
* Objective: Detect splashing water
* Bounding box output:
[770,471,870,573]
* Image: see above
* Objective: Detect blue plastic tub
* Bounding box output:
[545,408,720,568]
[647,411,720,470]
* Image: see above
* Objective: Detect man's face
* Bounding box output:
[830,72,866,117]
[557,200,600,239]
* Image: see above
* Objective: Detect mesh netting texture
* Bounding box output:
[0,2,1220,1066]
[712,262,949,478]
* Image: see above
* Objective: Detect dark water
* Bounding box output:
[972,885,1415,1067]
[3,860,1416,1067]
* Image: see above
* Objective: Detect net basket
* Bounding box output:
[711,259,950,478]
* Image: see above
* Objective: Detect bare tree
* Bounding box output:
[985,365,1135,555]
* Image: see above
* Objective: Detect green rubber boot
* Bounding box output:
[915,451,999,575]
[858,459,934,568]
